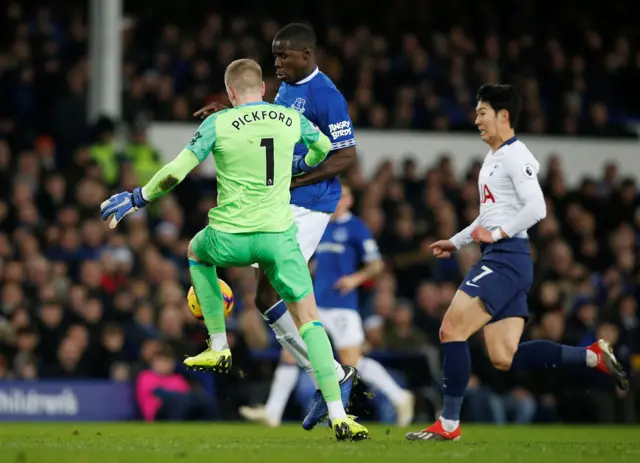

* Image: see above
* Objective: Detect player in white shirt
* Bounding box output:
[406,84,628,442]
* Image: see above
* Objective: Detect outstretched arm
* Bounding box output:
[101,116,216,229]
[450,216,482,250]
[142,114,218,201]
[141,149,200,202]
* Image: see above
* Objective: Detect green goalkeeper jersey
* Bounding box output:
[185,102,331,233]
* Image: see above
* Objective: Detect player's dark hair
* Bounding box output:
[477,84,522,128]
[274,23,316,50]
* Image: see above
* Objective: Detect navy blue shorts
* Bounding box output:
[459,238,533,323]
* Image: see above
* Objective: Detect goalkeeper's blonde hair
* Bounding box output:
[224,59,263,94]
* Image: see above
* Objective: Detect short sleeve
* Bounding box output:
[296,113,332,170]
[314,88,356,151]
[299,114,322,146]
[185,114,217,163]
[354,221,381,263]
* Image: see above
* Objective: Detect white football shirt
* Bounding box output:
[450,137,547,249]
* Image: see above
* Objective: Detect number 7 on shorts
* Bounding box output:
[466,265,493,287]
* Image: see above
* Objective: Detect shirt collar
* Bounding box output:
[492,135,518,155]
[236,101,268,108]
[294,67,319,85]
[498,136,518,149]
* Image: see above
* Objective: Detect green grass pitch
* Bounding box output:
[1,423,638,463]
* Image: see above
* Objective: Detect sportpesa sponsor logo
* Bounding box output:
[329,121,352,140]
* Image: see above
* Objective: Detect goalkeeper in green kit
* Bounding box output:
[100,59,368,441]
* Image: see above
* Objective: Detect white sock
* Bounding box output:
[439,416,459,432]
[586,349,598,368]
[357,357,406,405]
[264,306,318,387]
[334,362,346,383]
[304,364,346,387]
[209,333,229,351]
[264,303,344,388]
[264,363,300,421]
[327,400,347,421]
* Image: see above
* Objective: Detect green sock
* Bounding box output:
[188,259,226,340]
[299,321,340,402]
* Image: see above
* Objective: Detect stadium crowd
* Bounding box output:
[1,1,639,424]
[2,0,640,154]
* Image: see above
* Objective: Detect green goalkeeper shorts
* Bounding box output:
[191,223,312,303]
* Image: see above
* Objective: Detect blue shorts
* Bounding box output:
[459,238,533,323]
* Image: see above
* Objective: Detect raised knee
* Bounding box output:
[439,316,467,343]
[490,348,517,371]
[187,240,198,260]
[492,357,512,371]
[438,326,448,343]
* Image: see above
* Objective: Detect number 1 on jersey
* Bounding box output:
[261,138,274,186]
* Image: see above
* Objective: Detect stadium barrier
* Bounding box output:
[0,381,136,421]
[0,351,432,422]
[149,124,640,185]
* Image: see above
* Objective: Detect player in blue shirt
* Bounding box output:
[195,23,359,430]
[313,183,416,426]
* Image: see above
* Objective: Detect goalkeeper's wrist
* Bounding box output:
[296,157,314,174]
[132,187,149,208]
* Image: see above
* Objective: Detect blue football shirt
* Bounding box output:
[274,67,356,213]
[313,213,381,310]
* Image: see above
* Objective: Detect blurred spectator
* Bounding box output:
[123,126,162,185]
[2,1,639,152]
[88,117,119,187]
[0,1,638,426]
[135,343,218,421]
